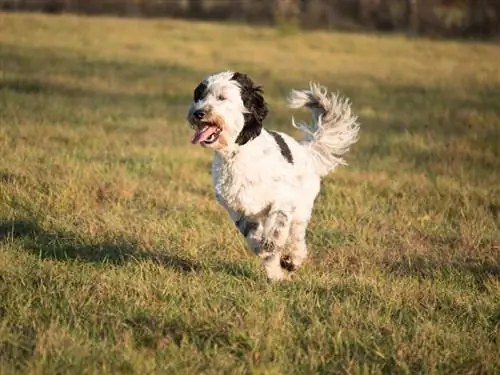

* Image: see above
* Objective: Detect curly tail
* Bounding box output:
[288,83,360,177]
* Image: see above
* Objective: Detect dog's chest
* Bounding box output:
[212,154,271,216]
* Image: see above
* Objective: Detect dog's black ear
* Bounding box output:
[231,72,269,146]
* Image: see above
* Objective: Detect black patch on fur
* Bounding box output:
[236,217,258,237]
[260,239,275,253]
[193,81,208,102]
[244,221,258,237]
[269,131,294,164]
[280,254,297,272]
[231,72,269,146]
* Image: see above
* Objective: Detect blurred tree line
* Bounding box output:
[1,0,499,38]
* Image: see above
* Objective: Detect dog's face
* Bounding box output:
[187,71,268,151]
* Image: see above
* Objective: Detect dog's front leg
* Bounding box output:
[261,206,293,250]
[259,205,294,281]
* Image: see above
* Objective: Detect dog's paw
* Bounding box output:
[267,272,291,282]
[259,239,276,253]
[279,254,297,272]
[261,228,288,250]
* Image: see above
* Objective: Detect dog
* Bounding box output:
[187,71,360,281]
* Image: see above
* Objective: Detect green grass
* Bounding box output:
[1,12,499,374]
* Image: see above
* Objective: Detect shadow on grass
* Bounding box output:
[0,76,191,106]
[385,253,500,287]
[0,42,202,125]
[0,219,258,280]
[125,313,253,356]
[0,42,202,88]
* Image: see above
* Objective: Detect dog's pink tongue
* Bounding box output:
[191,125,217,144]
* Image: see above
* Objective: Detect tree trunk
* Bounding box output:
[188,0,203,18]
[406,0,419,35]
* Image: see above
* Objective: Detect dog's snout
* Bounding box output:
[193,110,205,120]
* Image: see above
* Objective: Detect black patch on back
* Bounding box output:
[231,72,269,146]
[269,131,294,164]
[193,81,208,102]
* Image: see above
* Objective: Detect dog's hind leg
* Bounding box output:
[236,216,263,253]
[280,220,308,272]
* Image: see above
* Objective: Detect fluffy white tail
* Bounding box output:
[288,83,360,176]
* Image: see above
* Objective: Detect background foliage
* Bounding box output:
[1,0,500,38]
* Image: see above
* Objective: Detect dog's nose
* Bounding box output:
[193,110,205,120]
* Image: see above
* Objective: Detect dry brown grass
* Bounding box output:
[0,12,499,375]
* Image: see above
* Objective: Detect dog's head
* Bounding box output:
[187,71,268,151]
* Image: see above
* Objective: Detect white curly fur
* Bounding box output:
[289,83,360,176]
[186,72,360,281]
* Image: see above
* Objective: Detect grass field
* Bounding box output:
[0,12,499,374]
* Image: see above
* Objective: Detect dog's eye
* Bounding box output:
[217,94,226,101]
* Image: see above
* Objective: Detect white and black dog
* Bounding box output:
[187,71,360,281]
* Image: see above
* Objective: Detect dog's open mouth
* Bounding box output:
[191,124,221,145]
